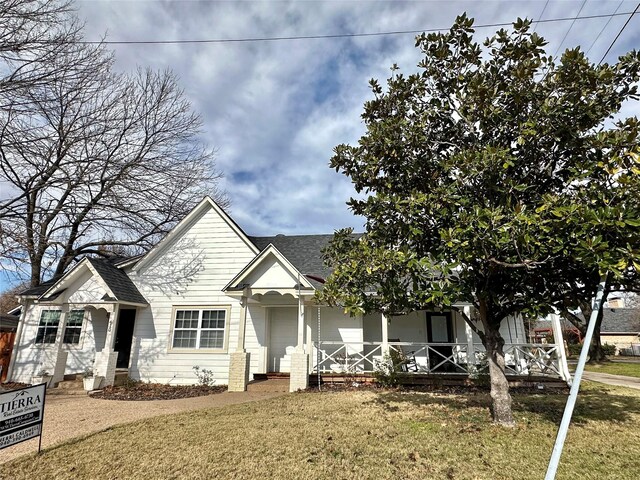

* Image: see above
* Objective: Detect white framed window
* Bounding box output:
[171,307,228,351]
[35,310,61,344]
[63,310,85,344]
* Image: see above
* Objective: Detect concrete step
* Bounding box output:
[247,378,290,393]
[48,378,87,395]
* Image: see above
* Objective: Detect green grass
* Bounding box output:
[584,361,640,378]
[3,383,640,480]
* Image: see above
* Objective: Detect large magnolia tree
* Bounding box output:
[320,15,640,425]
[0,1,226,286]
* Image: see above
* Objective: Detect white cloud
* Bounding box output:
[75,0,640,237]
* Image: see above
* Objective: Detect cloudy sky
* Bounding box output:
[74,0,640,234]
[1,0,639,290]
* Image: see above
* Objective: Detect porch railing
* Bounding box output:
[311,341,563,378]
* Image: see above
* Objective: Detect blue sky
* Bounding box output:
[1,0,639,291]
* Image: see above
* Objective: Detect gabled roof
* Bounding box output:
[248,234,335,285]
[85,258,147,305]
[133,196,259,272]
[224,244,314,292]
[21,257,147,305]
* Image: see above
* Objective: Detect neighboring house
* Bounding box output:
[6,197,571,392]
[600,309,640,355]
[0,311,19,382]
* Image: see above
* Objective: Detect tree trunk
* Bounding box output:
[580,283,611,364]
[479,299,515,426]
[588,307,608,363]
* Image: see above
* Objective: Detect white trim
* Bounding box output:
[133,196,259,273]
[37,258,118,304]
[167,305,231,354]
[223,244,315,292]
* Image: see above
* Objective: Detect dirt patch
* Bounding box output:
[308,381,567,396]
[90,382,227,401]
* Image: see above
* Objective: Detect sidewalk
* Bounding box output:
[582,371,640,390]
[1,390,285,464]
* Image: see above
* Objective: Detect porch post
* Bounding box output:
[236,294,248,352]
[297,292,305,350]
[463,306,476,367]
[381,313,389,357]
[551,313,571,383]
[49,305,69,387]
[229,294,251,392]
[290,293,309,392]
[95,304,120,387]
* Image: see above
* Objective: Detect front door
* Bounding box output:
[268,308,297,373]
[427,312,454,372]
[114,309,136,369]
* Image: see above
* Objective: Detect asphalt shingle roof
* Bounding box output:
[249,234,337,284]
[535,308,640,334]
[249,233,365,289]
[86,258,147,305]
[18,256,147,305]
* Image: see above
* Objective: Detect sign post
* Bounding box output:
[0,383,47,453]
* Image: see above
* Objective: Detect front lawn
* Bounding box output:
[584,361,640,378]
[3,383,639,480]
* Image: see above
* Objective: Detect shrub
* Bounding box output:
[567,342,617,357]
[193,366,216,386]
[373,354,401,387]
[602,343,617,356]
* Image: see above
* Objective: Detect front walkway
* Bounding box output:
[1,390,286,464]
[582,371,640,390]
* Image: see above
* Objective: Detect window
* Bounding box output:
[35,310,61,344]
[172,308,227,350]
[63,310,85,344]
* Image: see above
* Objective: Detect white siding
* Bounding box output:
[245,254,299,289]
[10,301,113,383]
[130,206,257,385]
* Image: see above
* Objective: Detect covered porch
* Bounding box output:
[8,257,148,388]
[311,308,570,381]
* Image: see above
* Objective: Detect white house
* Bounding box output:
[6,197,571,392]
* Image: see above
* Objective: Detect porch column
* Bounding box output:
[381,313,389,357]
[95,304,120,387]
[551,313,572,383]
[229,295,250,392]
[297,293,305,350]
[290,293,309,392]
[49,305,69,387]
[463,306,476,368]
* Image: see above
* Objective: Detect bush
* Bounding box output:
[567,342,617,357]
[602,343,617,356]
[193,366,216,386]
[373,355,401,387]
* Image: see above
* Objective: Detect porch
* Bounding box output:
[311,340,567,378]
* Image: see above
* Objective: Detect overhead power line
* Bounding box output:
[552,0,587,58]
[598,3,639,65]
[585,0,624,56]
[76,11,635,46]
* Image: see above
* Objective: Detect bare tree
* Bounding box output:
[0,2,226,286]
[0,0,81,97]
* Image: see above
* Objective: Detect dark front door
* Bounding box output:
[115,309,136,369]
[426,312,454,372]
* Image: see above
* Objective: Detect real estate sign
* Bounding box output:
[0,383,46,450]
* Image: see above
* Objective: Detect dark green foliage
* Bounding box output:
[319,14,640,423]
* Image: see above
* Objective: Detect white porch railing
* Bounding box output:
[311,341,564,378]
